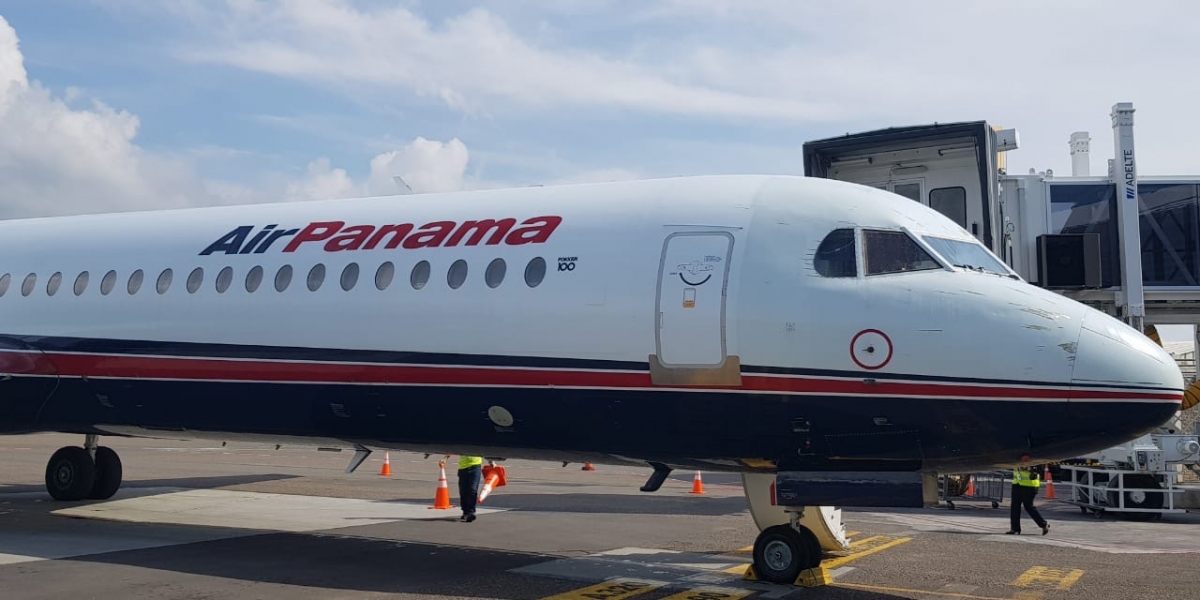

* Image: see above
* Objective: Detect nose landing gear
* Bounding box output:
[752,522,822,583]
[44,434,123,501]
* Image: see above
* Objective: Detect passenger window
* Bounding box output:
[100,270,117,295]
[22,273,36,297]
[375,262,394,290]
[275,265,293,292]
[216,267,233,293]
[485,258,506,288]
[246,266,263,293]
[307,264,325,291]
[525,257,546,288]
[74,272,89,296]
[447,259,468,289]
[47,272,63,296]
[930,187,968,228]
[157,269,173,294]
[127,270,143,295]
[864,230,942,275]
[411,260,430,290]
[813,228,857,277]
[0,273,10,297]
[187,268,204,294]
[341,263,359,291]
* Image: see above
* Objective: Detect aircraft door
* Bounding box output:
[655,231,733,368]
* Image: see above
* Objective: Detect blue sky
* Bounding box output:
[2,1,1200,342]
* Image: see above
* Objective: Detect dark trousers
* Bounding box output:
[458,465,482,516]
[1010,484,1046,531]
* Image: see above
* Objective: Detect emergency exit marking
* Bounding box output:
[1011,566,1085,591]
[543,578,664,600]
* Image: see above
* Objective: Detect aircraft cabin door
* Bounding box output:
[651,231,740,386]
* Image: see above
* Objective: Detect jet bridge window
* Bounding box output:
[929,187,968,229]
[814,228,857,277]
[864,230,942,275]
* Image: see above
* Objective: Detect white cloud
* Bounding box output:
[175,2,841,122]
[366,137,470,195]
[162,1,1200,176]
[0,15,518,218]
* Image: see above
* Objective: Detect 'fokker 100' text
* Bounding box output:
[199,216,563,256]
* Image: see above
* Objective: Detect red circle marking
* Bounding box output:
[850,329,893,370]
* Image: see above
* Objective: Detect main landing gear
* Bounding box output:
[45,434,123,501]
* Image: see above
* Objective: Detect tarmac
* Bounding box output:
[3,433,1200,600]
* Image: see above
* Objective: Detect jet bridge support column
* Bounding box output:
[1113,102,1145,331]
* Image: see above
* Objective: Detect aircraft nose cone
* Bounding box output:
[1070,311,1183,441]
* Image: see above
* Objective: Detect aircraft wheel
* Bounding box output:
[752,524,811,584]
[88,447,123,500]
[45,446,96,501]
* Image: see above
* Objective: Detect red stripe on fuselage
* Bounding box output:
[8,350,1180,403]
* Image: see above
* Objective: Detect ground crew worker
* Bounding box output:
[1008,456,1050,535]
[457,454,483,523]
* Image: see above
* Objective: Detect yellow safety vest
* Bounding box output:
[1012,468,1041,488]
[458,455,483,469]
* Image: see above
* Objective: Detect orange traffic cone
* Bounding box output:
[964,475,975,497]
[479,472,501,503]
[380,451,392,477]
[690,471,705,495]
[1043,465,1056,500]
[582,462,595,471]
[429,461,452,509]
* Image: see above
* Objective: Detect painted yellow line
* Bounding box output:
[1011,566,1085,591]
[721,564,750,575]
[834,582,1011,600]
[736,545,752,553]
[846,535,885,548]
[542,578,664,600]
[821,536,912,569]
[658,586,753,600]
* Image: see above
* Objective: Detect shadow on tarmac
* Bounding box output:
[474,492,749,516]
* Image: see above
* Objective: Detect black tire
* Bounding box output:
[88,447,123,500]
[45,446,96,501]
[1106,474,1163,517]
[797,526,822,569]
[752,525,810,584]
[992,501,1000,509]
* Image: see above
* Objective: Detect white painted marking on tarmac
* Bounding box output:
[827,566,856,578]
[51,488,505,532]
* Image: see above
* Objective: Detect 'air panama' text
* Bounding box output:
[199,216,562,256]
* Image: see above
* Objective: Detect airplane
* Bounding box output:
[0,174,1183,583]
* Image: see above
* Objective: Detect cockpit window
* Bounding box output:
[864,230,942,275]
[922,236,1012,276]
[814,228,857,277]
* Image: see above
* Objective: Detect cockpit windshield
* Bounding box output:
[922,236,1012,276]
